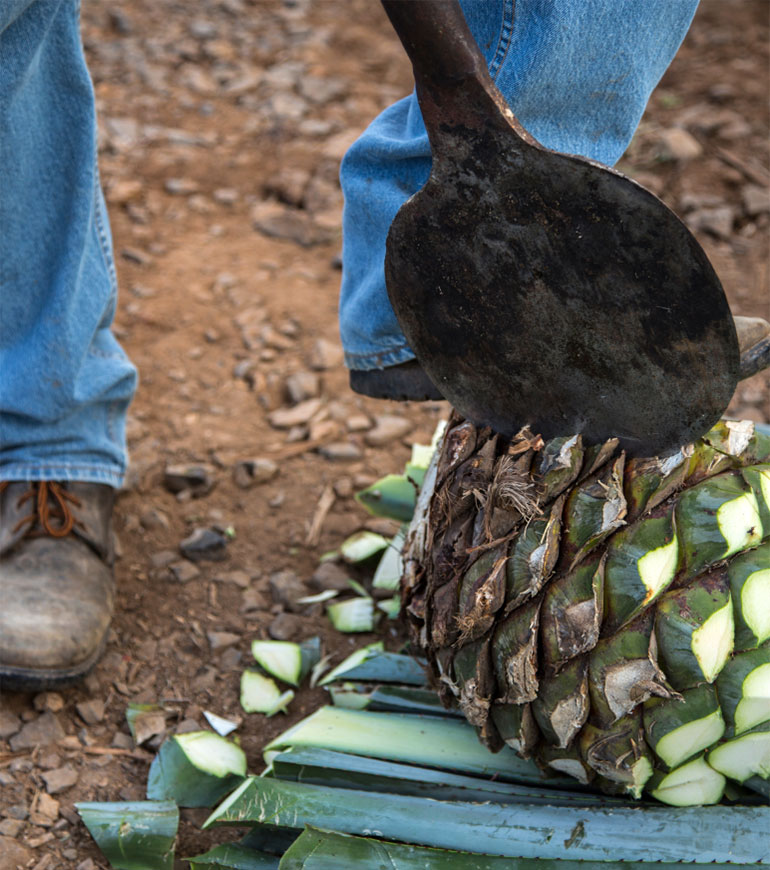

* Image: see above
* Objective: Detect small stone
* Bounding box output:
[175,718,201,735]
[232,457,279,488]
[240,588,269,615]
[107,179,143,204]
[264,167,311,208]
[111,732,133,750]
[164,177,199,196]
[168,560,201,583]
[0,819,23,837]
[212,570,251,588]
[218,647,242,671]
[163,463,216,496]
[285,371,321,404]
[333,477,354,498]
[0,837,33,867]
[318,441,362,461]
[76,859,97,870]
[5,804,27,820]
[346,413,371,432]
[687,205,735,240]
[268,397,323,429]
[33,692,64,713]
[213,188,239,205]
[251,201,332,247]
[268,570,309,611]
[150,549,177,569]
[121,246,152,266]
[75,700,105,726]
[268,612,304,641]
[269,491,286,508]
[36,794,59,822]
[9,713,65,751]
[742,184,770,217]
[140,508,169,530]
[285,424,308,443]
[36,751,61,770]
[207,631,240,650]
[180,527,228,562]
[365,415,413,447]
[41,765,78,795]
[309,419,340,442]
[0,709,21,739]
[308,338,343,371]
[233,359,257,384]
[658,127,703,161]
[25,830,54,848]
[310,561,353,592]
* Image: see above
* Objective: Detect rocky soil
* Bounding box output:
[1,0,768,867]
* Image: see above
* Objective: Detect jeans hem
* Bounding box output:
[344,345,417,371]
[0,463,124,488]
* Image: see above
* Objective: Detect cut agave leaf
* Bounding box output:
[203,775,768,863]
[251,637,320,687]
[146,731,246,807]
[76,800,178,870]
[326,597,377,633]
[372,526,407,591]
[187,842,280,869]
[240,670,294,716]
[377,595,401,619]
[264,706,565,784]
[708,723,770,783]
[328,682,461,717]
[355,474,418,523]
[203,710,239,737]
[649,755,726,806]
[319,645,427,687]
[270,746,627,806]
[338,531,389,563]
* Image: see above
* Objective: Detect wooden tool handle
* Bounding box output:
[380,0,529,151]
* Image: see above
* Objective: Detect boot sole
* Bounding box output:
[0,634,107,693]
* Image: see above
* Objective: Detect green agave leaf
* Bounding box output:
[203,776,769,863]
[76,800,178,870]
[355,474,417,523]
[318,646,427,686]
[188,842,280,869]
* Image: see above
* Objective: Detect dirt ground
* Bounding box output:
[1,1,768,867]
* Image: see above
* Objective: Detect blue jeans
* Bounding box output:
[0,1,698,485]
[339,0,699,371]
[0,0,136,487]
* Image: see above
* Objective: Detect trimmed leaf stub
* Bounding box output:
[76,800,178,870]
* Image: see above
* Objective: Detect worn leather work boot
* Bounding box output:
[0,481,116,691]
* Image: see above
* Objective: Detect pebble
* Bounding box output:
[213,188,239,205]
[180,527,229,562]
[318,441,362,461]
[251,201,331,247]
[687,205,735,240]
[218,647,242,671]
[164,177,199,195]
[0,710,21,739]
[41,765,78,795]
[308,337,343,370]
[240,588,269,614]
[285,371,321,404]
[333,477,354,498]
[75,700,105,726]
[35,794,59,822]
[268,612,304,641]
[168,560,201,583]
[163,463,216,496]
[268,570,309,611]
[365,415,413,447]
[742,184,770,217]
[346,413,371,432]
[657,127,703,161]
[76,860,97,870]
[111,732,133,750]
[0,837,33,867]
[0,819,24,837]
[33,692,65,714]
[212,570,252,588]
[309,419,340,441]
[141,508,170,530]
[264,168,311,208]
[232,457,279,488]
[268,397,323,429]
[310,561,353,592]
[9,713,65,752]
[207,631,240,650]
[150,549,177,569]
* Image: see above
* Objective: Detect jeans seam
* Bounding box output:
[344,342,412,359]
[488,0,516,82]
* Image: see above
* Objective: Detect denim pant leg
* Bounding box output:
[0,0,137,487]
[339,0,700,371]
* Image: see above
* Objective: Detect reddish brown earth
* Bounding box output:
[1,1,768,867]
